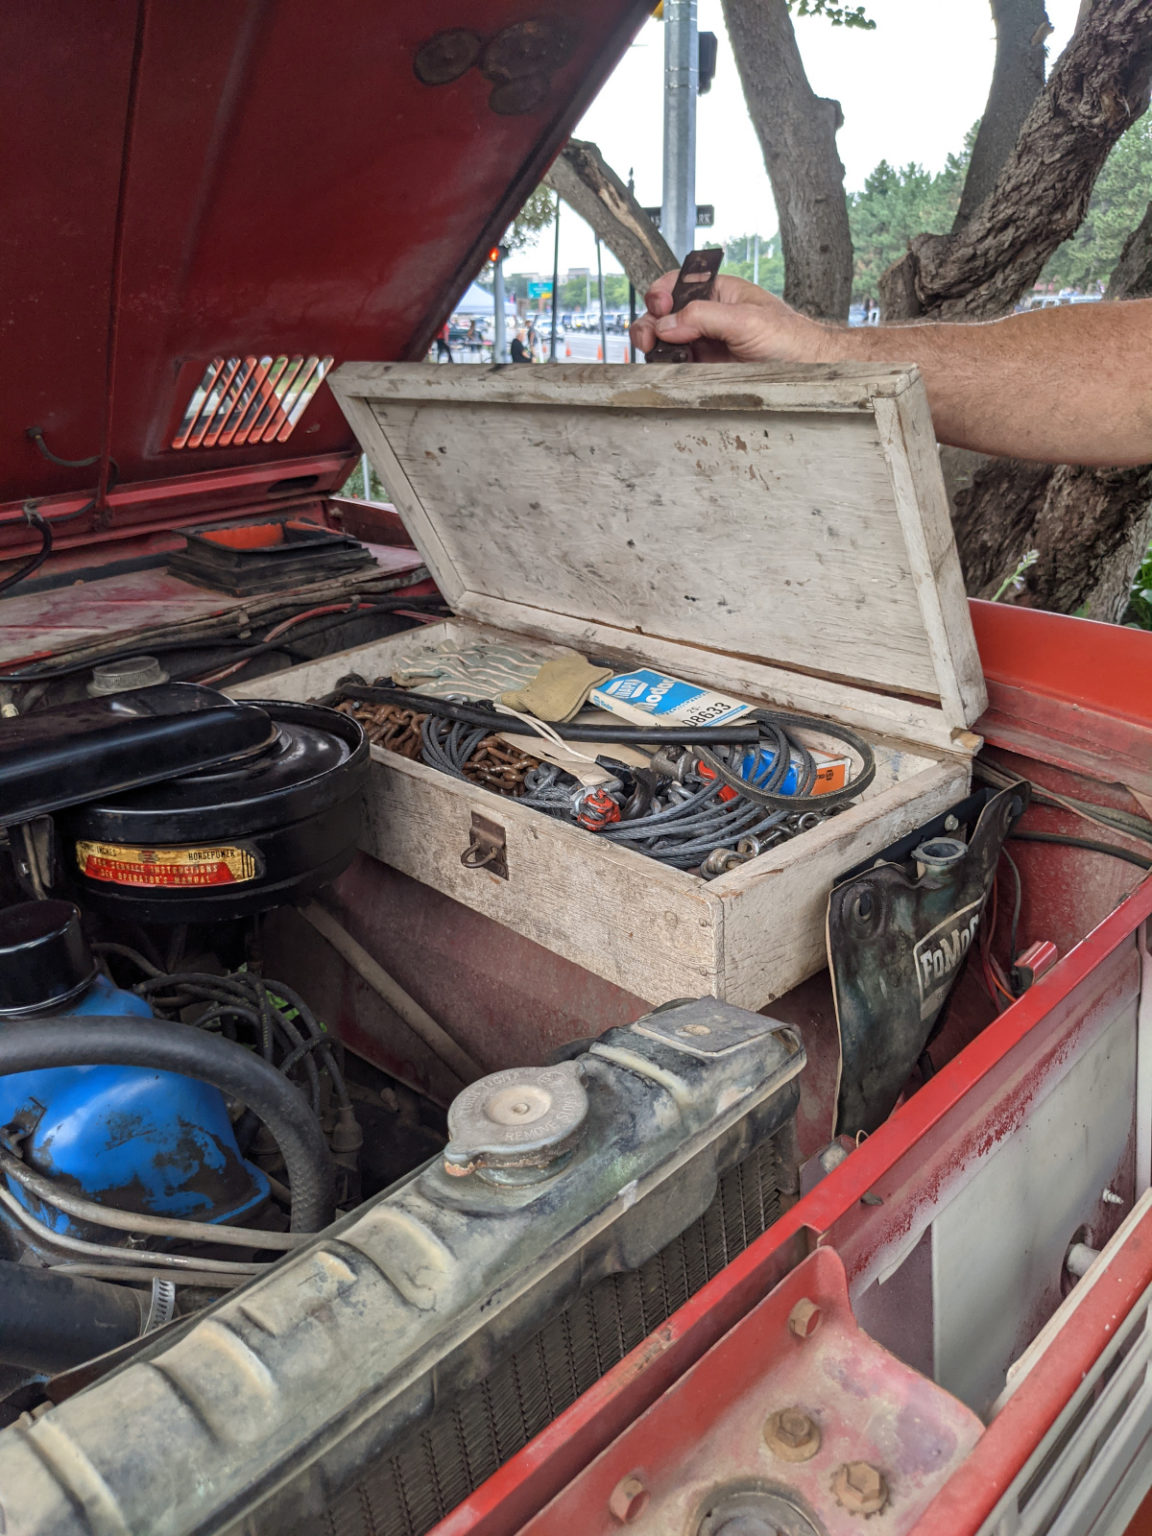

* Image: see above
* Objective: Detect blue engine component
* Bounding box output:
[0,902,268,1246]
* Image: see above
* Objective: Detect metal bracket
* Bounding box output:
[460,812,508,879]
[645,247,724,363]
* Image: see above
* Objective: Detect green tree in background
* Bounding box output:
[847,115,1152,304]
[849,132,974,299]
[716,234,786,296]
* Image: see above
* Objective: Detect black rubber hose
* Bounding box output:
[1008,831,1152,870]
[0,1259,145,1372]
[328,682,763,745]
[0,1017,334,1232]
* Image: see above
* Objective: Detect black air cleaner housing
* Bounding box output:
[61,700,368,922]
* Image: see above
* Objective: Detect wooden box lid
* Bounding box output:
[329,361,986,748]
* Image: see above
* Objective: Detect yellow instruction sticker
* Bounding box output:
[76,841,259,889]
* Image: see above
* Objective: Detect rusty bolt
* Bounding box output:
[831,1461,890,1516]
[608,1474,649,1524]
[763,1406,821,1462]
[787,1297,822,1338]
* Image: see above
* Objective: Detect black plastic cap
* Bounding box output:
[0,901,96,1017]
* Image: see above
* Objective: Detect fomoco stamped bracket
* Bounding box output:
[828,784,1028,1137]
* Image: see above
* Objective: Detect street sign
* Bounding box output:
[642,205,715,230]
[527,281,553,300]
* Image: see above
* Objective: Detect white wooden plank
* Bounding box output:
[326,387,466,608]
[715,758,972,1009]
[363,396,946,701]
[332,360,919,412]
[874,392,988,728]
[356,752,724,1004]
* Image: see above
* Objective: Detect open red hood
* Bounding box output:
[1,1,649,508]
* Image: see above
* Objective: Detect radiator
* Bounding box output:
[321,1131,791,1536]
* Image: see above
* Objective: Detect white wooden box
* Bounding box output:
[239,362,986,1009]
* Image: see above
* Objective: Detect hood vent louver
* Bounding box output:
[172,355,334,450]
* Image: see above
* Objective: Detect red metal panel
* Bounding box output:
[1,0,652,504]
[516,1248,984,1536]
[971,599,1152,720]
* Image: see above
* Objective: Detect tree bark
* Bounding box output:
[1107,199,1152,298]
[721,0,853,319]
[881,0,1152,321]
[544,140,677,293]
[954,0,1051,230]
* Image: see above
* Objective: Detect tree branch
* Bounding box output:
[721,0,853,318]
[544,140,677,292]
[881,0,1152,319]
[954,0,1050,229]
[1107,199,1152,298]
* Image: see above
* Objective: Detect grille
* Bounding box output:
[171,355,334,449]
[316,1131,789,1536]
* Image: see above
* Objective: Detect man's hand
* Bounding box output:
[630,272,833,364]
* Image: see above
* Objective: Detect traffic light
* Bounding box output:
[697,30,717,93]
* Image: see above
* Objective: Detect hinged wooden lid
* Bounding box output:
[330,362,987,751]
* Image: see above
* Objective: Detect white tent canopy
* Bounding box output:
[453,282,515,316]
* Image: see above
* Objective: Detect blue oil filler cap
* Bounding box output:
[0,901,268,1242]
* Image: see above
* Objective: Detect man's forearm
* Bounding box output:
[635,276,1152,467]
[809,300,1152,467]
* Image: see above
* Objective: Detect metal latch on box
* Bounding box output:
[461,812,508,879]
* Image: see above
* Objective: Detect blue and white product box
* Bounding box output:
[589,669,753,730]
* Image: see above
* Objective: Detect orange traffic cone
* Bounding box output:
[596,343,603,361]
[624,345,630,363]
[565,342,571,358]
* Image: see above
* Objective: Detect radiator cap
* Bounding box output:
[443,1061,588,1184]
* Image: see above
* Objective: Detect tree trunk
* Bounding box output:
[544,140,677,293]
[720,0,852,319]
[881,0,1152,321]
[953,0,1051,230]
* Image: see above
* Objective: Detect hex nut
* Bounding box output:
[787,1297,822,1338]
[763,1406,821,1462]
[609,1474,649,1524]
[831,1461,890,1516]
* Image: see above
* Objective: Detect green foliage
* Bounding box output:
[787,0,875,28]
[504,186,557,254]
[714,233,786,296]
[1123,539,1152,629]
[1040,114,1152,292]
[848,128,974,298]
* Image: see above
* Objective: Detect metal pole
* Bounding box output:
[492,249,507,363]
[628,168,639,363]
[360,452,372,499]
[662,0,697,264]
[596,236,608,363]
[753,232,760,288]
[550,194,561,362]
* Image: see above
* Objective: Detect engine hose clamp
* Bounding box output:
[143,1277,177,1334]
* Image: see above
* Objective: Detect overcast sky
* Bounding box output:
[510,0,1082,278]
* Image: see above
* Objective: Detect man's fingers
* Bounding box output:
[652,298,757,347]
